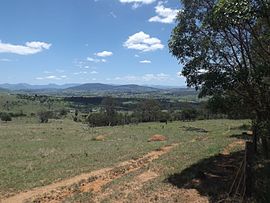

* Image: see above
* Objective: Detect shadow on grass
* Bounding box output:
[230,133,253,141]
[167,150,245,202]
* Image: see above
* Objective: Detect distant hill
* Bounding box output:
[0,83,197,97]
[0,87,8,92]
[0,83,79,90]
[65,83,160,93]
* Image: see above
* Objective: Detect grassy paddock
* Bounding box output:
[0,118,248,198]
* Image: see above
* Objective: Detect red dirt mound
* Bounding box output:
[148,134,167,142]
[92,135,105,141]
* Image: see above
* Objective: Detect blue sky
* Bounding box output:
[0,0,185,86]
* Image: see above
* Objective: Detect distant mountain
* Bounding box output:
[0,83,197,97]
[148,85,187,89]
[0,83,79,90]
[65,83,160,93]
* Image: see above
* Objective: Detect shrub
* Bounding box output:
[87,113,108,127]
[58,108,68,117]
[37,110,53,123]
[0,112,12,122]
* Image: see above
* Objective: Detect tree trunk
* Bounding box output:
[252,123,258,153]
[262,137,269,159]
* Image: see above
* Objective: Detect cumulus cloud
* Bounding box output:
[149,2,179,24]
[0,41,51,55]
[140,60,151,64]
[119,0,156,9]
[95,51,113,57]
[124,31,164,52]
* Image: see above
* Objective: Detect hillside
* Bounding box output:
[65,83,160,93]
[0,87,8,93]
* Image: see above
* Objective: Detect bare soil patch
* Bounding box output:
[92,135,106,141]
[148,134,167,142]
[222,140,245,155]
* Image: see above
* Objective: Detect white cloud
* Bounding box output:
[87,57,106,63]
[124,31,164,52]
[119,0,156,9]
[149,2,179,24]
[36,75,67,80]
[95,51,113,57]
[46,75,60,80]
[0,41,51,55]
[0,58,11,62]
[140,60,151,64]
[74,71,88,75]
[110,12,117,18]
[114,73,170,83]
[90,70,98,74]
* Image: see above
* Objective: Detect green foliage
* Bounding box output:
[58,108,68,117]
[87,112,107,127]
[37,110,53,123]
[0,112,12,122]
[169,0,270,143]
[101,97,117,125]
[158,111,171,123]
[181,109,198,121]
[136,99,161,122]
[207,94,252,119]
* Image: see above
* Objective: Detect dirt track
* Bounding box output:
[2,144,181,203]
[1,139,246,203]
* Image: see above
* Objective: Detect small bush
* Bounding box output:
[37,110,53,123]
[58,108,68,117]
[0,112,12,122]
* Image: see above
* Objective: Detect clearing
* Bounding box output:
[0,119,248,202]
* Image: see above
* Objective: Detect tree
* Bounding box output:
[207,93,252,119]
[181,109,198,121]
[101,97,117,126]
[137,99,161,122]
[169,0,270,152]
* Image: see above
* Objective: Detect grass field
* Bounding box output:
[0,118,248,202]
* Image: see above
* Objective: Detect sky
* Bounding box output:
[0,0,185,86]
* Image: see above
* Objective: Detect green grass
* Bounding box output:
[0,93,67,116]
[0,118,248,198]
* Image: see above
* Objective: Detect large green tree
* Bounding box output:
[169,0,270,151]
